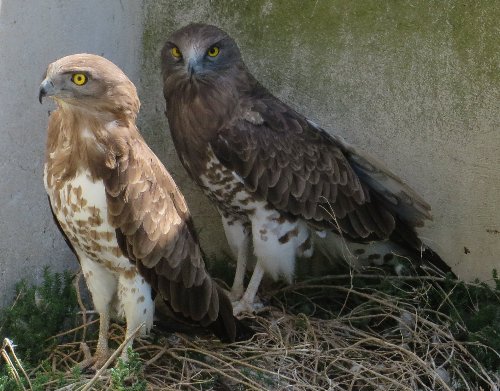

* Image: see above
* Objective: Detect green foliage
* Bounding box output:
[438,270,500,371]
[0,374,18,391]
[0,267,78,365]
[402,270,500,372]
[0,268,147,390]
[110,348,147,391]
[0,359,80,391]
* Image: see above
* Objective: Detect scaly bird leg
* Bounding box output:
[232,261,265,316]
[221,216,251,302]
[79,310,112,370]
[229,234,250,301]
[119,327,135,363]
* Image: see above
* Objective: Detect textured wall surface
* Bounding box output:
[139,0,499,282]
[0,0,144,306]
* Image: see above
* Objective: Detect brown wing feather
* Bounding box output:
[104,130,236,341]
[210,90,430,244]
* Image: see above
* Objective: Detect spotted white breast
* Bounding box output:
[198,149,313,281]
[44,165,154,333]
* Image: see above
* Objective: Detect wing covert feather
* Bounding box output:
[104,132,235,338]
[210,94,429,242]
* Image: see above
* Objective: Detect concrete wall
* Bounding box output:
[139,0,499,282]
[0,0,144,306]
[1,1,498,307]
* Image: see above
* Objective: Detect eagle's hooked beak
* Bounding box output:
[39,79,55,104]
[187,58,202,79]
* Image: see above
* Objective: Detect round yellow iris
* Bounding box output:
[171,47,182,58]
[71,73,87,86]
[207,46,220,57]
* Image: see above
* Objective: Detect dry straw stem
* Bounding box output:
[78,322,145,391]
[3,274,499,390]
[1,338,32,390]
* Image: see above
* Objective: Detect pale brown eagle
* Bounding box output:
[39,53,238,368]
[161,24,452,315]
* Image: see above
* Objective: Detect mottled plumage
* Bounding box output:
[40,54,237,368]
[161,24,452,314]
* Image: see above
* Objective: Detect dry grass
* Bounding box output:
[2,273,499,391]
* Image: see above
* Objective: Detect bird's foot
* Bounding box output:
[232,296,263,317]
[77,342,113,372]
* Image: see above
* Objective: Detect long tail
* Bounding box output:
[209,285,254,342]
[389,217,455,277]
[153,281,253,342]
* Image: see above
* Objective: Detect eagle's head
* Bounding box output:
[161,23,246,101]
[39,54,140,118]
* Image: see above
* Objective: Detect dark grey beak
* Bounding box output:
[39,79,55,104]
[187,59,201,78]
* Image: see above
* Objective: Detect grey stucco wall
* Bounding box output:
[1,1,498,308]
[139,0,499,282]
[0,0,144,306]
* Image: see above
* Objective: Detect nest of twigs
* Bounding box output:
[2,272,499,390]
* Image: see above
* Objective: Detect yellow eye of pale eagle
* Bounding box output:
[171,47,182,59]
[71,73,87,86]
[207,46,220,57]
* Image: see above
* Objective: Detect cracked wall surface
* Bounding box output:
[1,1,498,306]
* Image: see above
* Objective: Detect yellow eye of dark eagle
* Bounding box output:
[207,46,220,57]
[71,73,87,86]
[171,47,182,59]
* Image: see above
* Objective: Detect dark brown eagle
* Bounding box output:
[39,53,238,368]
[161,24,452,315]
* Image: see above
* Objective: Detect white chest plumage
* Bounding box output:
[44,164,154,333]
[44,166,132,271]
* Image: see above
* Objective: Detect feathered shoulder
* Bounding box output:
[103,128,230,329]
[210,85,431,242]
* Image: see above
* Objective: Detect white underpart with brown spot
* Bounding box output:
[199,146,413,314]
[199,149,313,314]
[44,166,154,358]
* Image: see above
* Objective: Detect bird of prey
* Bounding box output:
[161,24,451,315]
[39,53,238,368]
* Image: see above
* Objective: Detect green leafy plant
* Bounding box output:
[110,347,147,391]
[438,270,500,371]
[0,374,18,391]
[0,267,78,365]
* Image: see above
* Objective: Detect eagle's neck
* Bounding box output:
[45,104,122,184]
[164,67,250,181]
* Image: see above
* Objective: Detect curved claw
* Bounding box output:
[77,342,113,372]
[232,297,264,317]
